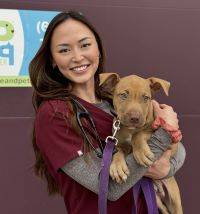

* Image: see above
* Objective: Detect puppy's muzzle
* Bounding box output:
[121,111,144,127]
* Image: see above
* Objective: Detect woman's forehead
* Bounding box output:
[51,19,96,43]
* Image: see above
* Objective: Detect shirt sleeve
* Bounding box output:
[165,142,186,178]
[35,100,82,172]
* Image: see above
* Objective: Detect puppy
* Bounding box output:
[100,73,183,214]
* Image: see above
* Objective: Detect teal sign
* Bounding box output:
[0,9,58,87]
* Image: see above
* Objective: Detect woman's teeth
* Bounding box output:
[72,65,88,72]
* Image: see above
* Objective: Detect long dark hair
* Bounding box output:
[29,11,106,195]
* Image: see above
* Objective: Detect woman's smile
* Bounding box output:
[70,64,90,73]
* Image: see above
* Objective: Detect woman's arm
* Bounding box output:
[145,142,186,179]
[145,100,186,179]
[61,128,172,201]
[167,142,186,177]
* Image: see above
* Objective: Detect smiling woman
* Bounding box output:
[50,19,100,92]
[29,11,185,214]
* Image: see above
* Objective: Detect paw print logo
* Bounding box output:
[0,20,14,41]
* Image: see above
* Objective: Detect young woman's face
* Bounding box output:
[50,19,100,87]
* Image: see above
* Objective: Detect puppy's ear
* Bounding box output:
[148,77,170,96]
[99,73,120,98]
[99,73,120,86]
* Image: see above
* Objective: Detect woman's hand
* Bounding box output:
[152,100,179,129]
[145,150,171,179]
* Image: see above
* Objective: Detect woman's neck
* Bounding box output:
[71,84,101,104]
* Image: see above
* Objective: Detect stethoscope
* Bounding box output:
[71,97,104,158]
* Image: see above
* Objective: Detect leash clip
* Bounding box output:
[112,120,120,137]
[105,120,120,145]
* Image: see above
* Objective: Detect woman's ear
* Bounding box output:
[99,73,120,98]
[52,60,56,68]
[51,57,56,68]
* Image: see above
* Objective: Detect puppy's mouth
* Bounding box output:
[119,117,145,129]
[125,126,137,130]
[122,123,142,130]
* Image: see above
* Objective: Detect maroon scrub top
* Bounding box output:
[35,99,147,214]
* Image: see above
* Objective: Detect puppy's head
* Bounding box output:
[100,74,170,129]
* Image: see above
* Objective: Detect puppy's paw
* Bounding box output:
[110,153,130,183]
[133,145,155,167]
[153,180,165,198]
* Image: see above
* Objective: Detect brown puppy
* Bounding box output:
[100,73,183,214]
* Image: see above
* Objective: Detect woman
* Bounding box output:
[29,11,185,214]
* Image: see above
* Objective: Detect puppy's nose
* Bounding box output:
[129,112,140,124]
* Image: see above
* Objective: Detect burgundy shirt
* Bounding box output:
[35,99,147,214]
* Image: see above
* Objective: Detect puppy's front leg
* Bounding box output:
[110,149,130,183]
[132,132,155,167]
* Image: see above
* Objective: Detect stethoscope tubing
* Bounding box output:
[71,97,104,158]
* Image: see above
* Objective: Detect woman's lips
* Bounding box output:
[70,64,90,73]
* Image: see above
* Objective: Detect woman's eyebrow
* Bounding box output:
[78,37,91,43]
[56,43,70,47]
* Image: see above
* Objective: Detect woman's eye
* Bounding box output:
[81,43,91,48]
[143,95,151,102]
[59,49,70,53]
[120,91,129,100]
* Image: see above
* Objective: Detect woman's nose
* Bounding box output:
[72,48,84,62]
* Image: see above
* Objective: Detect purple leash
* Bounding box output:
[98,120,120,214]
[132,177,159,214]
[98,138,116,214]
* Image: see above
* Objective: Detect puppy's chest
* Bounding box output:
[116,126,152,154]
[115,126,140,144]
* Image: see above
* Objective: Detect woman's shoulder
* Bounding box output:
[36,99,71,119]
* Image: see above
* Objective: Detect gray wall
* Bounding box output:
[0,1,198,213]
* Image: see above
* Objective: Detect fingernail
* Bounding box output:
[123,175,127,181]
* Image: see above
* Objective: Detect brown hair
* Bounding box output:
[29,11,106,195]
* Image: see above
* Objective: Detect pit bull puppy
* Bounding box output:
[99,73,183,214]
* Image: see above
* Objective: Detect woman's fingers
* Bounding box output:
[152,99,172,110]
[152,99,179,129]
[145,150,171,179]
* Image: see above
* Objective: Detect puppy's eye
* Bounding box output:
[120,91,129,100]
[143,95,151,102]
